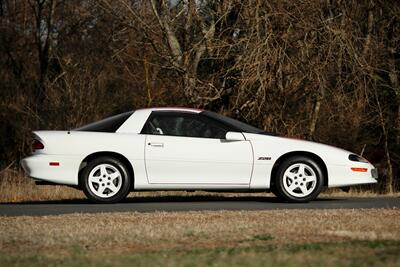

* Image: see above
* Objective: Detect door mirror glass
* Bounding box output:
[225,132,245,141]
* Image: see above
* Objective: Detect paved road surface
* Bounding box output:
[0,196,399,217]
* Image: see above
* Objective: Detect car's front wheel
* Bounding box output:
[82,157,131,203]
[274,156,324,203]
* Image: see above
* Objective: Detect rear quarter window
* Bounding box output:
[75,111,134,132]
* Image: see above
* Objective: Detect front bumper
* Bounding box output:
[327,162,378,187]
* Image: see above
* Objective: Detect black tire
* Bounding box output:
[274,156,324,203]
[82,157,131,204]
[270,184,284,200]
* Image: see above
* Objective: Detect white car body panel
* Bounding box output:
[21,107,378,190]
[145,135,253,184]
[244,133,376,188]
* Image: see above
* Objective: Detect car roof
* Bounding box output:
[138,107,203,113]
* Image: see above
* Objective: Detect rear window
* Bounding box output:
[75,111,134,132]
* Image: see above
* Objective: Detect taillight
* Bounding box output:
[32,139,44,151]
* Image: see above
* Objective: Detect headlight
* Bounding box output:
[348,154,369,163]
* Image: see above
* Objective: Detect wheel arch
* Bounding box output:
[270,151,328,188]
[78,151,135,190]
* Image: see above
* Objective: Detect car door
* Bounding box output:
[142,111,253,184]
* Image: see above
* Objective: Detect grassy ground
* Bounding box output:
[0,209,399,266]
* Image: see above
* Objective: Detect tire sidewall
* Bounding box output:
[82,157,130,203]
[275,156,324,203]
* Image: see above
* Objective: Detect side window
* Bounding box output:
[141,113,228,139]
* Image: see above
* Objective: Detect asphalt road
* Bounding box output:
[0,196,399,217]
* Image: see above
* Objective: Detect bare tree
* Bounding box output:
[100,0,240,106]
[28,0,57,103]
[0,0,399,192]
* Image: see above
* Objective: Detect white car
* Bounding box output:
[21,107,378,203]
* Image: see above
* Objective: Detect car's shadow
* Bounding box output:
[2,195,342,205]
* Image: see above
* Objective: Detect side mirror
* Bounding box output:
[225,131,245,141]
[155,127,164,135]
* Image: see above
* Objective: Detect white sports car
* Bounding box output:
[21,107,378,203]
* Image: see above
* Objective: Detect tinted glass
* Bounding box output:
[75,111,134,132]
[142,112,228,139]
[201,111,265,134]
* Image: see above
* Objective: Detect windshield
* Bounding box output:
[201,111,265,134]
[75,111,134,132]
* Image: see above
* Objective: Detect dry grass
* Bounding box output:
[1,169,399,203]
[322,188,400,197]
[1,209,399,254]
[0,169,84,203]
[0,209,399,266]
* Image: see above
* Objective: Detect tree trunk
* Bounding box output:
[388,51,399,145]
[30,0,56,108]
[309,83,325,140]
[383,130,394,194]
[375,90,394,193]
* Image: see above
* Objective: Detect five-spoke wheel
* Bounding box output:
[88,163,123,198]
[273,156,323,202]
[82,157,131,203]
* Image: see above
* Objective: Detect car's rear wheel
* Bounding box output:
[82,157,131,203]
[274,156,324,203]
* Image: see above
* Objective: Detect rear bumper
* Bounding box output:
[21,154,83,185]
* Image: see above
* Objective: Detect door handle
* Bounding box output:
[148,142,164,147]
